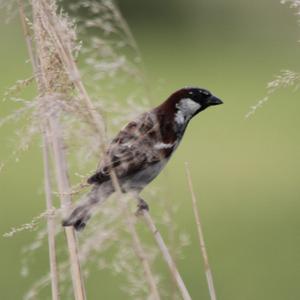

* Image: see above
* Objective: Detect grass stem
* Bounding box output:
[42,131,60,300]
[185,162,217,300]
[142,211,192,300]
[18,2,61,299]
[19,1,87,299]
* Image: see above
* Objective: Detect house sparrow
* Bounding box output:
[63,87,223,231]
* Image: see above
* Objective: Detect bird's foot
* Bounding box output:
[135,198,149,216]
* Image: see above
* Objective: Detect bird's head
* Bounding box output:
[164,87,223,126]
[175,87,222,112]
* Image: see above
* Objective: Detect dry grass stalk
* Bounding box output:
[18,1,60,300]
[18,0,87,299]
[184,162,217,300]
[141,211,192,300]
[109,172,161,300]
[42,132,60,300]
[49,117,86,300]
[123,212,161,300]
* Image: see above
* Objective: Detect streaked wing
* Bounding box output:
[87,113,161,184]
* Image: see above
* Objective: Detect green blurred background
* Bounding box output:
[1,0,300,299]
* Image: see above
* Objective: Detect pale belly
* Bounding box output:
[121,160,167,192]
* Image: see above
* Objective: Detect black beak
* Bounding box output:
[208,95,223,106]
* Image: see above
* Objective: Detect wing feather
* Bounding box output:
[87,113,161,184]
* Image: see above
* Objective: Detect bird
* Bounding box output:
[63,87,223,231]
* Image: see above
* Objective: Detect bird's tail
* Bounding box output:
[62,184,112,231]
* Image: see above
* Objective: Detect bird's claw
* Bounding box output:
[135,198,149,216]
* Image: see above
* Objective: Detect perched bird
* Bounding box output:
[63,87,223,231]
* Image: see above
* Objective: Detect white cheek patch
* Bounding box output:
[180,98,201,114]
[175,98,201,125]
[175,110,185,125]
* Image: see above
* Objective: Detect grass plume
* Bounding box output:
[246,1,300,118]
